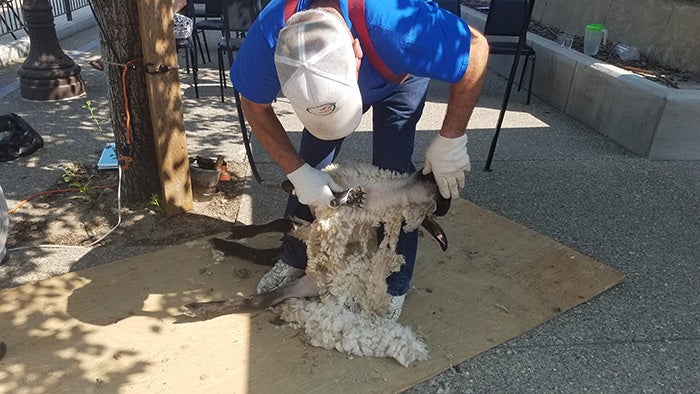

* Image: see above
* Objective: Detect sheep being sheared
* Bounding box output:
[184,162,450,366]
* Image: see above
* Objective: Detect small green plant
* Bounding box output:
[78,178,95,202]
[82,99,106,133]
[61,163,96,203]
[150,193,164,216]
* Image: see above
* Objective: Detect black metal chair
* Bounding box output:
[191,0,207,18]
[192,0,224,63]
[434,0,460,16]
[176,36,200,98]
[174,1,200,98]
[484,0,536,105]
[217,0,258,102]
[229,0,268,185]
[181,0,211,64]
[234,84,267,184]
[484,0,537,171]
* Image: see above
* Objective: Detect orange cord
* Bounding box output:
[8,185,117,215]
[118,57,143,170]
[121,57,143,146]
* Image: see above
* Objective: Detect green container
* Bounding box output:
[584,24,608,56]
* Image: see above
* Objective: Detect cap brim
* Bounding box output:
[289,83,363,141]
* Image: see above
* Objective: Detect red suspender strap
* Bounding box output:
[284,0,297,20]
[284,0,407,84]
[347,0,407,84]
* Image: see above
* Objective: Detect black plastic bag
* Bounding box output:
[0,113,44,162]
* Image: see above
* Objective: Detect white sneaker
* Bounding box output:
[256,260,305,294]
[386,293,407,321]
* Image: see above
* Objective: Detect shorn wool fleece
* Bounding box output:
[273,162,442,366]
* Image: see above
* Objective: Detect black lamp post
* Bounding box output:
[17,0,85,101]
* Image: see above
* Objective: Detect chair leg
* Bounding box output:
[190,45,199,99]
[193,30,207,64]
[217,48,225,103]
[485,46,522,171]
[200,30,211,63]
[518,54,528,92]
[183,46,191,74]
[234,88,265,184]
[222,53,228,89]
[526,55,535,105]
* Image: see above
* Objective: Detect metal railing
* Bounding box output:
[1,0,91,38]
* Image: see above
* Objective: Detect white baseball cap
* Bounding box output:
[274,9,362,141]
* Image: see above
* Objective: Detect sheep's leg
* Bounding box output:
[208,238,283,266]
[206,218,296,266]
[226,218,294,239]
[183,275,320,320]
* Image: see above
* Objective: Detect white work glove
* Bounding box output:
[287,163,344,208]
[423,134,470,199]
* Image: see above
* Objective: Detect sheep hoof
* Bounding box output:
[331,186,366,208]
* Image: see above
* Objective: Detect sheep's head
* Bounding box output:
[412,170,451,217]
[409,170,450,251]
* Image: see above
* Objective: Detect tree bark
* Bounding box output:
[90,0,161,203]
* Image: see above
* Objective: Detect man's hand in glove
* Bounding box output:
[287,163,344,208]
[423,134,470,199]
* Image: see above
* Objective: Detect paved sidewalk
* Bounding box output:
[1,11,698,394]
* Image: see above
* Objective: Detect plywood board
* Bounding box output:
[0,200,624,393]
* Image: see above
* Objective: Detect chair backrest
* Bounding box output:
[259,0,271,10]
[182,0,197,18]
[434,0,460,16]
[221,0,257,36]
[483,0,529,37]
[221,0,259,61]
[204,0,224,18]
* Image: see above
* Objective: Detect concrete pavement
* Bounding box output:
[0,11,698,394]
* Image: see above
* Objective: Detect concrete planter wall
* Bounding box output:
[531,0,700,75]
[463,7,700,160]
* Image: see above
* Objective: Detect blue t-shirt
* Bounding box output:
[231,0,471,105]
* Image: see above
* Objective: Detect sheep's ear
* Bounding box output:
[415,169,451,217]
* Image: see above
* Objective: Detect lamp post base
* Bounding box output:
[18,68,85,101]
[17,0,85,101]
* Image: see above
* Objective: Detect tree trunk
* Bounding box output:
[90,0,161,203]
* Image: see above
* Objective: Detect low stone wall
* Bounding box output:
[463,6,700,160]
[532,0,700,75]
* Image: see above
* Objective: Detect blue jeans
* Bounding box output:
[280,75,430,296]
